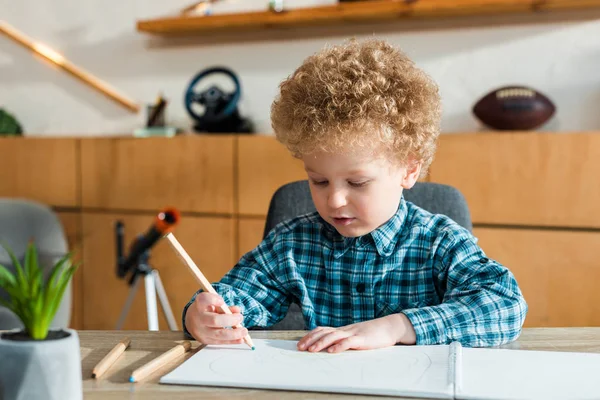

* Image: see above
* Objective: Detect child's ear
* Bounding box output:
[400,162,421,189]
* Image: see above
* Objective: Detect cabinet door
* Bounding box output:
[238,217,266,260]
[81,136,235,214]
[431,133,600,228]
[238,136,306,216]
[475,227,600,327]
[0,138,78,207]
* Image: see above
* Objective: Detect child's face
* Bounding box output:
[302,147,420,237]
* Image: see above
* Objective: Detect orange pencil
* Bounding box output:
[164,232,255,350]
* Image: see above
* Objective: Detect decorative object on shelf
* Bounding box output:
[182,0,270,16]
[134,94,178,137]
[268,0,338,12]
[180,0,220,16]
[0,21,139,113]
[0,242,82,400]
[147,94,167,127]
[472,86,556,131]
[184,66,253,134]
[269,0,285,12]
[0,108,23,136]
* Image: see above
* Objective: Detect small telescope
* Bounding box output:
[116,208,180,280]
[114,207,181,331]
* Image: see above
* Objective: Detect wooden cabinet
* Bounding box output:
[3,133,599,329]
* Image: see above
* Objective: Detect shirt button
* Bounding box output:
[479,257,489,264]
[356,283,366,293]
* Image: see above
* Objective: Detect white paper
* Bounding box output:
[160,339,600,400]
[160,339,453,399]
[458,347,600,400]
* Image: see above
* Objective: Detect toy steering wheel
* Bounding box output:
[184,67,241,125]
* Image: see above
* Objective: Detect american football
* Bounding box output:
[472,86,556,130]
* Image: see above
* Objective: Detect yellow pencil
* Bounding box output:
[164,232,255,350]
[129,341,192,383]
[92,337,131,379]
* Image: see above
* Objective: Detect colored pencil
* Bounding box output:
[91,337,131,379]
[164,232,255,350]
[129,341,192,383]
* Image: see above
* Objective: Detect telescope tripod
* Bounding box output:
[115,228,179,331]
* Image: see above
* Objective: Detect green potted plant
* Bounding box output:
[0,242,82,400]
[0,108,23,136]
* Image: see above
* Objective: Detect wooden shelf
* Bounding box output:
[137,0,600,36]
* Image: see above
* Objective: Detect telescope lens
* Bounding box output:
[159,209,179,225]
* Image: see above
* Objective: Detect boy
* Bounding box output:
[183,39,527,353]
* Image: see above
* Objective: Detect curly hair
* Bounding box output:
[271,38,441,178]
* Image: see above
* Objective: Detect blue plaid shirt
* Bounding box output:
[183,198,527,347]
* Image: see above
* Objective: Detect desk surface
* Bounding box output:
[81,328,600,399]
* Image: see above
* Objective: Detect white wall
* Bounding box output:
[1,1,600,136]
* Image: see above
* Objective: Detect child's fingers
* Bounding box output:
[196,294,244,317]
[204,326,249,342]
[212,305,244,325]
[194,292,226,309]
[211,338,245,345]
[326,335,361,353]
[228,305,242,314]
[307,330,350,353]
[199,311,244,328]
[213,304,243,315]
[297,327,335,351]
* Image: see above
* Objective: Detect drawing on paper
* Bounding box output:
[206,339,435,386]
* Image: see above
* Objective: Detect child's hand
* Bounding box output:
[297,313,416,353]
[184,292,248,345]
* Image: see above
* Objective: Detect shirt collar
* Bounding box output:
[327,198,408,258]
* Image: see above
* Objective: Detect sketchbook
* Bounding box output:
[160,339,600,400]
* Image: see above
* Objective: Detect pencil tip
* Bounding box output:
[251,346,255,350]
[129,376,134,383]
[91,374,96,379]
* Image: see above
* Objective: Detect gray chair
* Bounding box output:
[261,180,472,330]
[0,198,72,331]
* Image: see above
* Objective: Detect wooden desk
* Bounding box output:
[81,328,600,399]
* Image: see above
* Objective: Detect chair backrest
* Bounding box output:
[264,180,472,238]
[0,198,71,331]
[260,180,472,331]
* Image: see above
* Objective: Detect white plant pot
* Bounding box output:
[0,328,82,400]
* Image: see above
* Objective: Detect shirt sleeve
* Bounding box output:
[182,228,293,338]
[402,227,528,347]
